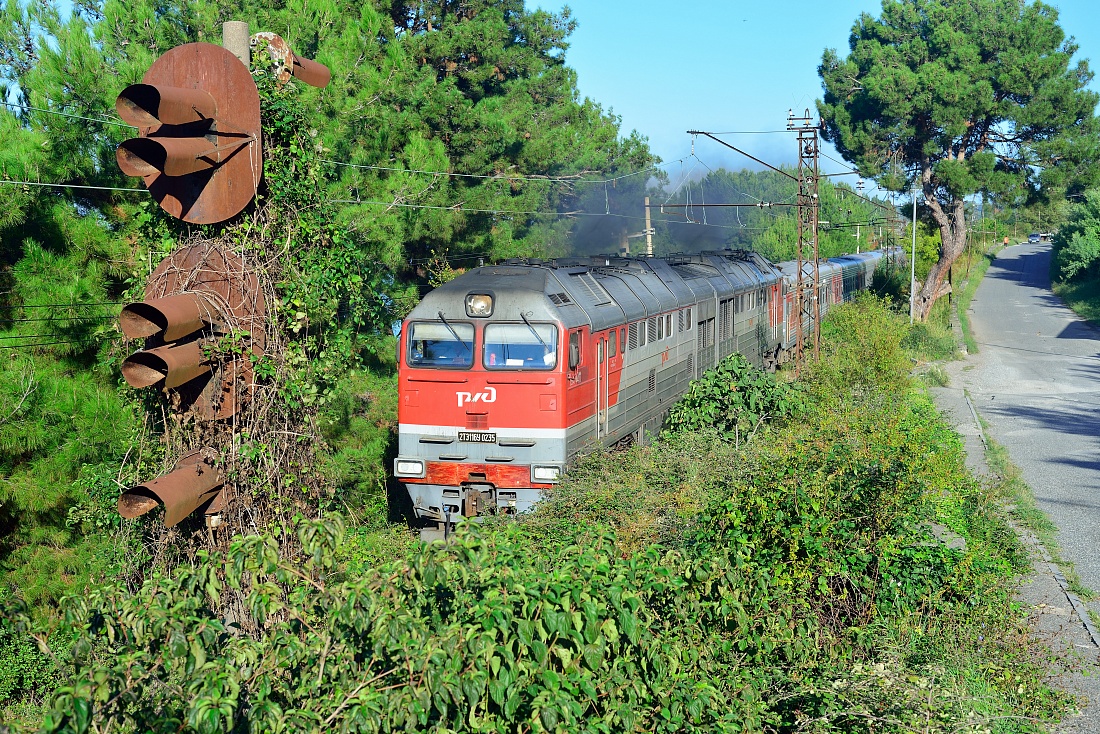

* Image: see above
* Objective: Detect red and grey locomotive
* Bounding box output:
[394,248,887,530]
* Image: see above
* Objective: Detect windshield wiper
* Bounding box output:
[520,312,549,350]
[437,311,471,353]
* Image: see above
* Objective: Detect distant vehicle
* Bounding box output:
[1028,233,1041,243]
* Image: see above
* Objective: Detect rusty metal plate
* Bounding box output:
[123,43,262,224]
[137,242,266,420]
[251,32,331,88]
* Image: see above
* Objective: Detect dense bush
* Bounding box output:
[1052,189,1100,282]
[664,353,805,443]
[6,297,1068,733]
[807,293,912,398]
[902,322,959,361]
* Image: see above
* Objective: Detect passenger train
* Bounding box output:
[394,248,891,530]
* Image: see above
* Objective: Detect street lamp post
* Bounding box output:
[910,184,918,324]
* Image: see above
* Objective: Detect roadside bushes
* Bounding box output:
[12,296,1068,733]
[808,293,911,398]
[664,353,805,442]
[1052,189,1100,282]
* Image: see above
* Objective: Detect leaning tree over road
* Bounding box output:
[818,0,1100,321]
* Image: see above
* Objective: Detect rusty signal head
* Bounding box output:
[122,244,265,422]
[116,136,218,179]
[114,43,262,224]
[120,292,221,389]
[119,450,224,528]
[115,84,217,128]
[122,340,211,389]
[290,55,331,88]
[251,32,331,88]
[119,292,220,341]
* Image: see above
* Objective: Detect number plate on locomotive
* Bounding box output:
[458,431,497,443]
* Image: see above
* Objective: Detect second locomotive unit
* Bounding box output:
[394,248,887,529]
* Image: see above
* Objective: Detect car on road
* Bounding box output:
[1028,232,1041,243]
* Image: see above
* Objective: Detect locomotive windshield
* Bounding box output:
[407,322,474,368]
[484,322,558,369]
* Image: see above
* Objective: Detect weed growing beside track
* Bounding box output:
[5,297,1073,733]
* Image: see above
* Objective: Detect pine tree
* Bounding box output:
[818,0,1100,320]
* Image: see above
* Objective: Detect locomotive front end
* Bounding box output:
[394,267,567,528]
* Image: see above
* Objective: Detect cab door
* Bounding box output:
[596,335,608,439]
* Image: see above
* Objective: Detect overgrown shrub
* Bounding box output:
[902,321,959,361]
[13,295,1069,733]
[1052,189,1100,282]
[806,293,911,398]
[664,353,804,443]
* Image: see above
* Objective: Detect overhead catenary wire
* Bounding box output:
[328,197,761,232]
[322,157,685,185]
[4,100,800,235]
[707,129,791,135]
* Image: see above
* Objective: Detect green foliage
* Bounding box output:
[15,294,1071,733]
[902,321,958,362]
[1052,276,1100,327]
[318,365,401,515]
[1052,189,1100,282]
[30,518,797,733]
[806,293,912,398]
[0,615,57,716]
[664,353,804,443]
[0,353,146,612]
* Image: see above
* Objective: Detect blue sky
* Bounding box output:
[532,0,1100,191]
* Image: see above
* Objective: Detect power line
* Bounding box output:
[0,339,93,350]
[323,157,685,185]
[0,314,115,324]
[0,332,79,340]
[2,100,133,128]
[4,301,125,308]
[0,180,144,193]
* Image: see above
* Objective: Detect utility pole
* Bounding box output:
[644,196,653,257]
[910,184,918,324]
[855,178,865,253]
[789,109,821,362]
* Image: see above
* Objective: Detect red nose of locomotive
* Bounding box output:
[394,285,567,523]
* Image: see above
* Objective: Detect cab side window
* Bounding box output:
[568,331,582,370]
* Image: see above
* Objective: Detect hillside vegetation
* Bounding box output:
[3,297,1072,733]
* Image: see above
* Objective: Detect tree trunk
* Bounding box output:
[914,189,967,321]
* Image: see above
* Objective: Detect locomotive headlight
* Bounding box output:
[465,293,494,317]
[395,459,425,477]
[532,465,561,482]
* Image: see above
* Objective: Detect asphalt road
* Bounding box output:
[962,241,1100,607]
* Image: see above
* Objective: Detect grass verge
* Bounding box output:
[1052,278,1100,327]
